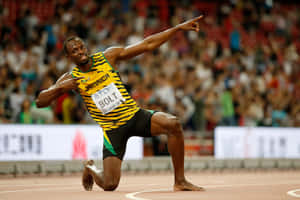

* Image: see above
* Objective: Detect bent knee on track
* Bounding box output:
[103,182,119,191]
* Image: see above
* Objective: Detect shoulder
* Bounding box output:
[103,47,124,61]
[102,47,125,67]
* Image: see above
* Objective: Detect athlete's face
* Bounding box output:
[66,39,89,65]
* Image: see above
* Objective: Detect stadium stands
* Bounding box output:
[0,0,299,156]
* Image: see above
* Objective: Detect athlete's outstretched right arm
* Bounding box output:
[35,73,81,108]
[103,15,203,65]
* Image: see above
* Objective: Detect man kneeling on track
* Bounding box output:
[36,16,205,192]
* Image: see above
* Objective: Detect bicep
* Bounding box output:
[104,41,149,62]
[44,73,69,91]
[56,72,72,84]
[119,41,149,60]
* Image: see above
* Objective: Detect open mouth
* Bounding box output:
[79,55,89,65]
[81,54,88,61]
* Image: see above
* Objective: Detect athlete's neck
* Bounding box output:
[77,56,93,72]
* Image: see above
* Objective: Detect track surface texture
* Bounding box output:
[0,170,299,200]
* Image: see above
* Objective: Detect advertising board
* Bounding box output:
[215,127,300,159]
[0,125,143,160]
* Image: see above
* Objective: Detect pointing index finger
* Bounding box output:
[193,15,203,22]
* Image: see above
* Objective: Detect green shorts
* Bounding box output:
[102,109,156,160]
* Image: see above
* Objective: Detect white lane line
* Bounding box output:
[126,189,171,200]
[0,183,157,195]
[287,189,300,198]
[0,182,148,188]
[204,181,300,188]
[0,183,77,187]
[125,181,300,200]
[0,186,78,194]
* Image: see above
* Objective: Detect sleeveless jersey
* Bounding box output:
[71,52,140,132]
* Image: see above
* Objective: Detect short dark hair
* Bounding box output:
[63,36,82,55]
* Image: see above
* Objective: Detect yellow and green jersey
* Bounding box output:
[71,52,140,133]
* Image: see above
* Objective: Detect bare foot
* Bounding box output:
[82,160,94,191]
[174,180,205,191]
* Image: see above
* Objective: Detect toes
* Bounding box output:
[87,160,94,165]
[83,160,94,167]
[195,187,205,191]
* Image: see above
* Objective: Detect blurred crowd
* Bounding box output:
[0,0,300,133]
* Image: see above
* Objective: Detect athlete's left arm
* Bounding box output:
[104,16,203,65]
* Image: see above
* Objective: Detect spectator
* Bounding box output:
[220,88,235,126]
[18,99,33,124]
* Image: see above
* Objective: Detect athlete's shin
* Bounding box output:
[167,130,185,183]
